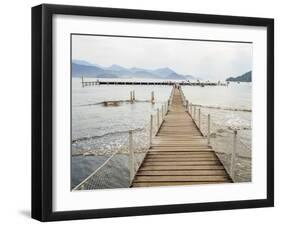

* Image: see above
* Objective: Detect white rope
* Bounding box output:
[73,150,119,190]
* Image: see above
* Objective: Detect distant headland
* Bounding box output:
[226,71,252,82]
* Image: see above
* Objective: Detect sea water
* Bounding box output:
[71,78,172,188]
[71,78,252,188]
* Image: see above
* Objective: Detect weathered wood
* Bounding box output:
[147,154,217,158]
[145,157,219,161]
[137,170,227,176]
[132,181,227,187]
[147,152,215,156]
[142,161,221,166]
[149,148,216,152]
[131,86,231,187]
[139,165,226,170]
[134,175,230,182]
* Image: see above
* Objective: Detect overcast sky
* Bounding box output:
[72,35,252,80]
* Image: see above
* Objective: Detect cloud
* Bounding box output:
[72,35,252,80]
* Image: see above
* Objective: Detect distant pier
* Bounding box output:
[80,77,227,87]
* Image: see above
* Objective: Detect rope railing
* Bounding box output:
[73,154,115,190]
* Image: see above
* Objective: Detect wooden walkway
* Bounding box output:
[132,86,232,187]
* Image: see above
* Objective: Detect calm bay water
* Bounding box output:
[71,78,252,188]
[72,78,172,155]
[182,83,252,146]
[71,78,172,188]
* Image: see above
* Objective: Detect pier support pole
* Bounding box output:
[133,90,135,101]
[207,114,211,145]
[198,109,201,130]
[129,130,134,184]
[193,107,196,121]
[161,105,164,121]
[81,76,84,88]
[186,100,189,112]
[130,91,133,103]
[157,108,160,130]
[230,130,237,181]
[151,91,155,104]
[149,115,153,147]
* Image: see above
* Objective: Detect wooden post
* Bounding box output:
[186,100,189,112]
[81,76,84,88]
[129,130,134,184]
[149,115,153,147]
[168,94,171,106]
[151,91,155,104]
[207,114,211,145]
[161,105,164,120]
[230,130,237,180]
[157,108,160,129]
[133,90,135,101]
[190,103,192,117]
[198,109,201,130]
[193,107,196,121]
[130,91,133,103]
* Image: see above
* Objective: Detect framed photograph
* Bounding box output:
[32,4,274,221]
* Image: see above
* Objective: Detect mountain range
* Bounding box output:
[72,60,196,80]
[226,71,252,82]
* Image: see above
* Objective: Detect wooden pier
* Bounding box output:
[131,86,232,187]
[80,77,227,87]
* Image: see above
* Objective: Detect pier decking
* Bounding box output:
[132,86,232,187]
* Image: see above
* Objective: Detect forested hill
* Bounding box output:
[226,71,252,82]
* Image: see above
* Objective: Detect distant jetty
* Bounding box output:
[80,77,228,87]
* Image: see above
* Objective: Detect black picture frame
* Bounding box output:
[32,4,274,222]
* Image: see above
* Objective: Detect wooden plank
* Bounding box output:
[139,165,225,170]
[134,175,230,182]
[147,155,217,159]
[137,170,228,176]
[145,157,219,161]
[147,151,215,155]
[152,140,207,143]
[142,161,221,166]
[149,149,214,152]
[132,181,227,187]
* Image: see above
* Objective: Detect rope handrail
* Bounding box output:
[73,149,120,190]
[195,111,251,151]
